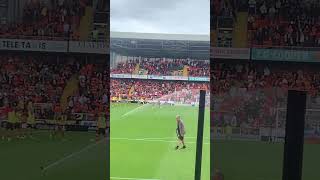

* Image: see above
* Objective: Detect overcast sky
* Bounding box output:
[111,0,209,35]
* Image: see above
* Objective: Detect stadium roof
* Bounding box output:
[110,31,209,59]
[110,31,209,42]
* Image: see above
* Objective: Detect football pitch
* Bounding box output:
[0,131,107,180]
[110,103,210,180]
[213,140,320,180]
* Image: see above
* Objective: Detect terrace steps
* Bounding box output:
[60,76,79,111]
[79,6,94,40]
[211,31,217,47]
[233,12,248,48]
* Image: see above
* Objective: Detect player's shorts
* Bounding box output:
[6,122,14,130]
[21,123,28,129]
[56,125,65,131]
[14,123,21,129]
[58,125,66,131]
[98,128,105,135]
[27,124,36,129]
[178,135,184,141]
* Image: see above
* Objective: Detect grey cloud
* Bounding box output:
[111,0,209,35]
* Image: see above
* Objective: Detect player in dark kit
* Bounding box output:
[6,105,16,141]
[51,111,67,139]
[213,169,224,180]
[175,115,186,150]
[96,112,107,142]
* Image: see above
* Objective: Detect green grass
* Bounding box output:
[110,102,210,180]
[213,140,320,180]
[0,131,107,180]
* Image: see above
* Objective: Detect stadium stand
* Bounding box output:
[211,1,320,179]
[211,0,320,48]
[111,79,209,104]
[110,32,210,107]
[111,57,209,77]
[248,0,320,47]
[212,61,320,129]
[0,54,108,120]
[212,61,320,95]
[0,0,108,40]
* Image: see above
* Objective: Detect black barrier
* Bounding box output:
[195,90,206,180]
[282,90,306,180]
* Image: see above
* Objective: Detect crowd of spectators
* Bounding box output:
[211,0,249,30]
[211,0,238,30]
[0,54,108,119]
[248,0,320,47]
[111,57,209,77]
[67,63,109,114]
[110,59,136,74]
[0,55,76,105]
[0,0,89,40]
[212,61,320,128]
[111,79,209,104]
[212,61,320,96]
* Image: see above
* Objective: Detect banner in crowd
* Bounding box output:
[189,77,209,82]
[252,48,320,62]
[111,74,208,82]
[131,74,148,79]
[162,76,188,81]
[0,39,109,54]
[0,39,68,52]
[212,47,250,59]
[148,75,165,80]
[79,120,97,127]
[69,41,108,54]
[110,74,132,78]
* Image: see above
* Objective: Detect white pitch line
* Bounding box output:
[110,137,209,140]
[111,137,209,145]
[110,177,160,180]
[120,104,148,118]
[42,139,105,172]
[138,137,210,140]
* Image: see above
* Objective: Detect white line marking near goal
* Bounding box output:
[120,104,148,118]
[111,137,209,145]
[110,177,160,180]
[42,139,105,172]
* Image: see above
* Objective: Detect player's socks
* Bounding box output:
[95,133,100,142]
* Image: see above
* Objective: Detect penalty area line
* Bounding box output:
[110,177,160,180]
[42,139,105,172]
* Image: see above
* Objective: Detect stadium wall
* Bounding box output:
[211,47,320,62]
[0,38,109,54]
[111,74,209,82]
